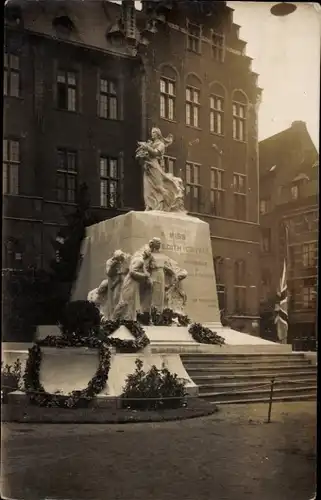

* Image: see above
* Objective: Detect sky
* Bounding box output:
[228,2,320,150]
[116,1,321,150]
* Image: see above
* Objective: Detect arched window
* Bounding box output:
[209,83,225,135]
[214,256,226,311]
[232,90,248,142]
[234,259,246,314]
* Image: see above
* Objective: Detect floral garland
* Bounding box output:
[188,323,225,346]
[137,308,191,327]
[24,338,111,408]
[24,320,150,408]
[99,319,150,353]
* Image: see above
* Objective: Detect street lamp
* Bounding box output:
[270,2,297,17]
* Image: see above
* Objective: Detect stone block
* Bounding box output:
[72,210,220,323]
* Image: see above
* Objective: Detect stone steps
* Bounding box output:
[198,378,316,393]
[183,359,310,369]
[181,353,306,361]
[192,370,317,383]
[201,386,317,403]
[181,352,317,404]
[185,365,315,377]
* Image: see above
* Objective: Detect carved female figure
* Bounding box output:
[113,246,153,321]
[135,128,186,212]
[146,237,175,312]
[105,249,130,319]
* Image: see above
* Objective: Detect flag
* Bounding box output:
[274,258,289,344]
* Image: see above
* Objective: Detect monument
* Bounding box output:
[73,128,220,324]
[31,127,290,403]
[4,128,291,411]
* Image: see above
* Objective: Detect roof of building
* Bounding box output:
[259,121,318,179]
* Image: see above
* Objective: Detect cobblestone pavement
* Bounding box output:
[1,401,316,500]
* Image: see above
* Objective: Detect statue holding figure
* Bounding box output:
[135,127,186,213]
[113,246,153,321]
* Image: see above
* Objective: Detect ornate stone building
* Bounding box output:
[259,121,318,342]
[3,0,262,332]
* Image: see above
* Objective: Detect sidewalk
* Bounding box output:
[1,401,316,500]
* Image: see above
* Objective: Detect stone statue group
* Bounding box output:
[88,237,188,322]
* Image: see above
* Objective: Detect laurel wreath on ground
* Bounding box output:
[188,323,225,346]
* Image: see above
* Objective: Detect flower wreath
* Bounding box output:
[99,319,150,353]
[188,323,225,346]
[24,320,150,408]
[24,337,111,408]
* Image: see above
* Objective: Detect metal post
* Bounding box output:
[267,378,275,423]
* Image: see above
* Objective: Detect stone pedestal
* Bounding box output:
[37,329,198,398]
[72,210,220,324]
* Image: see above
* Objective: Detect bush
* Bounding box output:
[1,359,23,403]
[121,359,187,411]
[59,300,101,338]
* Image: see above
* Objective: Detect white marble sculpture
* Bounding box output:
[105,250,131,319]
[87,279,109,317]
[113,246,153,321]
[88,237,188,322]
[145,237,176,312]
[164,258,188,314]
[136,127,186,212]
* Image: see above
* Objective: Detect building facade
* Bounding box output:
[259,121,318,342]
[3,0,262,332]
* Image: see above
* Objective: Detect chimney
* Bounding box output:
[121,0,136,40]
[291,120,306,129]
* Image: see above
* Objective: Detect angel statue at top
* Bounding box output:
[135,127,186,212]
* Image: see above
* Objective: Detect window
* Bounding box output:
[214,257,226,311]
[260,199,270,215]
[187,22,201,53]
[302,242,317,268]
[302,285,317,309]
[3,238,23,270]
[261,269,271,301]
[234,259,246,314]
[185,162,201,212]
[233,173,246,220]
[291,184,299,200]
[56,149,77,202]
[210,95,224,135]
[160,77,175,121]
[163,156,176,175]
[261,228,271,253]
[210,168,225,216]
[99,78,118,120]
[4,53,20,97]
[100,156,120,208]
[186,86,200,127]
[212,32,225,62]
[3,139,20,195]
[57,70,77,111]
[232,101,246,141]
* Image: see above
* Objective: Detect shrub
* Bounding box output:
[59,300,101,338]
[1,359,23,403]
[121,359,187,411]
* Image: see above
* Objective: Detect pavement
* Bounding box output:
[1,401,316,500]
